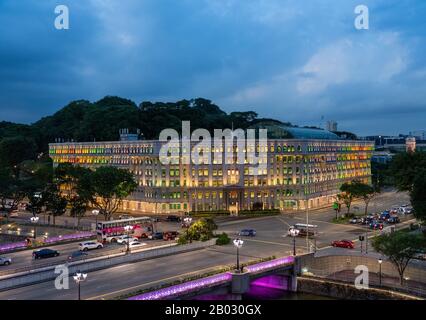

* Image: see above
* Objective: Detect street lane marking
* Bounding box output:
[275,216,291,228]
[242,238,292,247]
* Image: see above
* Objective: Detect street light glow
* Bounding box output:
[233,238,244,248]
[30,216,39,223]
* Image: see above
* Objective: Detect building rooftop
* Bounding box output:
[249,122,340,140]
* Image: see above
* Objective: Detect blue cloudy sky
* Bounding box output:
[0,0,425,135]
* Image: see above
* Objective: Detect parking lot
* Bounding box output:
[213,189,414,258]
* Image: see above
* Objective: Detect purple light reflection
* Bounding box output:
[127,256,295,300]
[245,256,294,273]
[0,241,27,253]
[128,273,233,300]
[43,232,95,243]
[251,275,289,290]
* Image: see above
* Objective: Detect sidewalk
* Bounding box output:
[329,269,426,297]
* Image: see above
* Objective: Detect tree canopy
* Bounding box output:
[79,166,138,221]
[372,231,425,284]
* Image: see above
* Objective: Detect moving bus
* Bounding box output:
[96,217,153,243]
[288,223,318,237]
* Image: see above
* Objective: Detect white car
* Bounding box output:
[0,256,12,266]
[116,235,138,244]
[79,241,103,251]
[398,206,413,214]
[127,241,147,249]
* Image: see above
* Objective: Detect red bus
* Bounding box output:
[96,217,153,243]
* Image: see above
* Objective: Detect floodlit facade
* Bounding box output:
[48,126,374,214]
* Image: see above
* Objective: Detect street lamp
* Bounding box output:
[124,225,132,253]
[233,238,244,273]
[183,217,192,228]
[92,209,99,229]
[73,271,88,300]
[378,258,383,285]
[289,227,300,256]
[30,216,39,239]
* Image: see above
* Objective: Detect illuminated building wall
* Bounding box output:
[49,139,374,213]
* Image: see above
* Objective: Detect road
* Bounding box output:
[0,219,183,274]
[0,239,167,276]
[0,189,416,300]
[0,244,286,300]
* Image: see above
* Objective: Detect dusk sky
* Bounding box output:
[0,0,425,136]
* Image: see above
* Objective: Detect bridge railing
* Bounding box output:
[126,255,295,300]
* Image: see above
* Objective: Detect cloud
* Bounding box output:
[0,0,425,135]
[296,33,409,95]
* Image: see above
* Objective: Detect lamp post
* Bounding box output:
[124,225,132,254]
[92,209,99,229]
[289,227,300,256]
[73,271,88,300]
[378,258,383,285]
[233,238,244,273]
[30,216,39,239]
[183,217,192,228]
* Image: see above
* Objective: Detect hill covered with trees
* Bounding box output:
[0,96,290,167]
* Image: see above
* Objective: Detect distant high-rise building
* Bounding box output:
[406,137,416,153]
[409,130,426,141]
[326,120,338,132]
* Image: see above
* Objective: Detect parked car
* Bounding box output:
[68,251,88,261]
[116,235,139,244]
[369,221,384,230]
[349,217,361,224]
[79,241,103,251]
[32,249,60,260]
[148,232,164,240]
[126,240,147,250]
[238,229,256,237]
[379,212,391,221]
[163,231,179,241]
[398,206,413,215]
[166,215,181,222]
[386,216,400,224]
[0,256,12,266]
[331,240,354,249]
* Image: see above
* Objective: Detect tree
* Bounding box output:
[372,232,425,285]
[185,218,218,242]
[69,196,89,228]
[79,166,137,221]
[339,180,375,216]
[390,152,426,193]
[44,185,67,226]
[410,170,426,223]
[0,136,37,168]
[337,192,353,216]
[353,181,376,216]
[0,167,26,222]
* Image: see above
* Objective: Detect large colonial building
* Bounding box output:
[48,125,374,214]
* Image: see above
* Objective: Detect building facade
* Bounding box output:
[49,128,374,214]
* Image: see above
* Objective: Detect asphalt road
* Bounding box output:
[0,245,281,300]
[0,239,168,276]
[0,189,416,300]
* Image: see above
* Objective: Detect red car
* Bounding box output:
[331,240,354,249]
[163,231,179,241]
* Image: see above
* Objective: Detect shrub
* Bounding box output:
[200,234,210,242]
[177,236,188,245]
[215,232,230,246]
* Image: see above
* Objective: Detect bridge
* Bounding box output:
[127,256,297,300]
